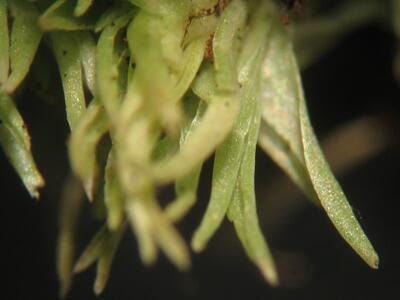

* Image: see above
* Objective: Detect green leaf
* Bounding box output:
[146,198,191,272]
[94,224,125,295]
[192,3,271,252]
[50,31,86,130]
[152,72,240,184]
[126,200,158,265]
[260,18,319,204]
[75,0,94,17]
[261,20,379,268]
[228,97,278,286]
[3,0,42,94]
[165,97,206,222]
[74,225,109,274]
[75,31,96,95]
[0,94,44,198]
[57,175,84,298]
[0,0,9,85]
[96,10,132,119]
[39,0,95,31]
[68,100,109,200]
[299,99,379,269]
[258,121,317,201]
[104,151,124,230]
[213,0,247,92]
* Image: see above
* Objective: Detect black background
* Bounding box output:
[2,12,400,300]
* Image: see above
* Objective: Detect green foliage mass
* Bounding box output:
[1,0,393,296]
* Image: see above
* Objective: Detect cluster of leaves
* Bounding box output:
[2,0,393,296]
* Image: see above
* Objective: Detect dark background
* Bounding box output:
[2,11,400,300]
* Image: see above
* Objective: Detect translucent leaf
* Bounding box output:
[68,100,109,200]
[258,121,317,201]
[261,20,379,268]
[0,0,9,85]
[50,31,86,130]
[0,94,44,198]
[3,0,42,94]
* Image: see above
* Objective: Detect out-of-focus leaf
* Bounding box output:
[50,31,86,130]
[57,175,84,298]
[261,20,379,268]
[123,11,183,135]
[126,200,158,265]
[126,190,190,271]
[0,94,44,198]
[0,0,9,85]
[152,69,240,184]
[104,151,124,230]
[94,224,125,295]
[172,37,208,100]
[3,0,42,94]
[294,0,385,70]
[146,198,191,272]
[74,226,108,273]
[96,10,132,119]
[39,0,95,31]
[68,100,109,200]
[166,98,205,222]
[75,0,94,17]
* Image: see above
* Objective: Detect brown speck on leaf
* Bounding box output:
[204,34,214,59]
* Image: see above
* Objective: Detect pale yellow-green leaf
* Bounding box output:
[68,100,109,200]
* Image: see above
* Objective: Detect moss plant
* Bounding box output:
[1,0,396,296]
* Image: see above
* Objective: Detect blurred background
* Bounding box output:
[1,1,400,299]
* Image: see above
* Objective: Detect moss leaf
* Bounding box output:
[0,94,44,198]
[260,20,379,268]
